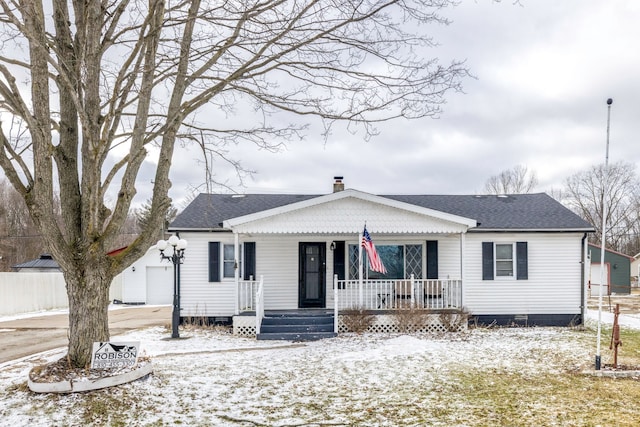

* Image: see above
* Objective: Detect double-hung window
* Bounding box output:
[495,243,515,277]
[223,244,235,279]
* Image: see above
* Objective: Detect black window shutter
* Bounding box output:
[426,240,438,279]
[208,242,220,282]
[516,242,528,280]
[332,241,346,281]
[482,242,494,280]
[243,242,256,280]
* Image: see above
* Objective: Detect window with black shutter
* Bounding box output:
[208,242,220,282]
[426,240,438,279]
[482,242,494,280]
[332,241,346,281]
[516,242,528,280]
[243,242,256,280]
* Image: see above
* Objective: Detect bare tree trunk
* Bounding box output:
[64,261,113,367]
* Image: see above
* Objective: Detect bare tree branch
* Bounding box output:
[483,165,539,194]
[563,161,639,251]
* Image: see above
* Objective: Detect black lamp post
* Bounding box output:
[157,235,187,338]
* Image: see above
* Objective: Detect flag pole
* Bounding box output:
[596,98,613,371]
[358,227,364,307]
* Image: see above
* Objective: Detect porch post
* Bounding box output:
[410,274,415,307]
[459,232,466,308]
[234,232,240,315]
[334,274,339,333]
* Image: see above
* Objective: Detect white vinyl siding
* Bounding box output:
[179,232,237,317]
[464,233,584,315]
[437,236,462,279]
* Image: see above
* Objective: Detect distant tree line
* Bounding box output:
[3,160,639,272]
[0,179,174,271]
[484,162,640,256]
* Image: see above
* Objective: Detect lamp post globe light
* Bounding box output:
[157,235,187,338]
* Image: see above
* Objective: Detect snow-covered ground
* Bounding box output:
[0,308,633,426]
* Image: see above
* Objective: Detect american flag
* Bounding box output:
[362,226,387,274]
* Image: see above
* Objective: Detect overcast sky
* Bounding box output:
[156,0,639,208]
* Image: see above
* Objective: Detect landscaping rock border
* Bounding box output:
[589,368,640,379]
[28,362,153,393]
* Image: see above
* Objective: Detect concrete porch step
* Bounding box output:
[261,316,333,326]
[257,331,337,341]
[260,323,333,334]
[257,310,336,341]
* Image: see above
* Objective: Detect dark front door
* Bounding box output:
[299,242,326,308]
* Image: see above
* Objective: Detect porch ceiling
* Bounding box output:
[224,191,475,234]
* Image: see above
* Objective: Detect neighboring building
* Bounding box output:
[168,178,594,333]
[588,244,633,295]
[12,254,61,272]
[631,253,640,287]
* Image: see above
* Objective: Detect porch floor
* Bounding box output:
[237,308,335,317]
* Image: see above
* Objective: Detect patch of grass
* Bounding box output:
[77,388,142,426]
[5,381,29,393]
[444,369,640,426]
[581,323,640,368]
[616,325,640,366]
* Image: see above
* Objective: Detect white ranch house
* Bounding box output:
[168,180,594,338]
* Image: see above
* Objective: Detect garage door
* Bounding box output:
[146,266,173,305]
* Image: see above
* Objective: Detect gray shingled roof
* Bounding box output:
[12,254,61,270]
[169,192,594,232]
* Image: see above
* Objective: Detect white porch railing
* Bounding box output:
[333,274,462,311]
[240,273,460,332]
[238,276,261,312]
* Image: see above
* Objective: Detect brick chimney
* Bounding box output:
[333,176,345,192]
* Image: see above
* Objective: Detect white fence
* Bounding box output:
[0,272,123,317]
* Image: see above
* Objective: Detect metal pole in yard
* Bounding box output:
[596,98,613,370]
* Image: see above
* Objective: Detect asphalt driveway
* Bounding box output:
[0,305,171,364]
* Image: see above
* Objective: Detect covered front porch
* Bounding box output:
[224,189,475,337]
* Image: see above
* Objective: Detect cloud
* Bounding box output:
[129,0,640,206]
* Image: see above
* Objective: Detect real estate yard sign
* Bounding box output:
[91,342,140,369]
